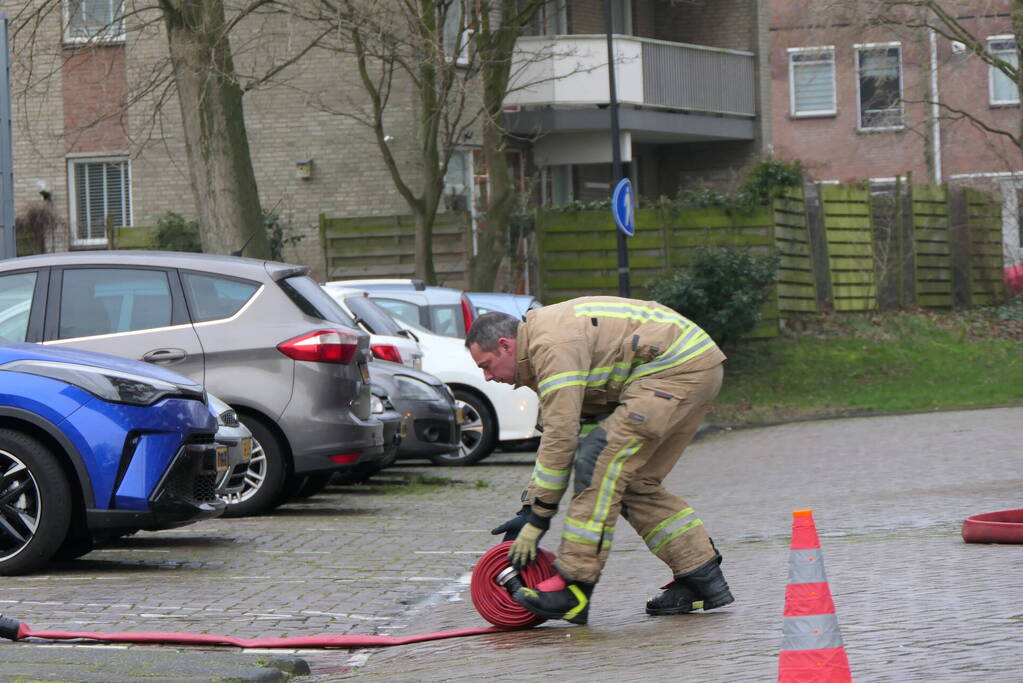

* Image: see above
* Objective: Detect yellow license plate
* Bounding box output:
[215,446,230,472]
[240,437,253,463]
[399,419,409,439]
[456,406,465,424]
[359,363,370,382]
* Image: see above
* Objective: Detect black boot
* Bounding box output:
[645,553,734,616]
[513,580,594,625]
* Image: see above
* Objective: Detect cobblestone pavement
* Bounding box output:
[1,406,1021,682]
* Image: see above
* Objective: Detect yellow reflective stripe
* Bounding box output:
[531,461,570,490]
[564,585,589,620]
[646,513,703,554]
[627,330,713,384]
[573,302,696,332]
[563,531,599,546]
[537,363,631,399]
[563,520,614,547]
[589,439,642,526]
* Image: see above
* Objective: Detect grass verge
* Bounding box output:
[709,304,1023,425]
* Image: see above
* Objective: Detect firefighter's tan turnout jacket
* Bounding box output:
[513,296,725,523]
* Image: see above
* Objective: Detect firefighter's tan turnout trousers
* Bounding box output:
[555,363,723,585]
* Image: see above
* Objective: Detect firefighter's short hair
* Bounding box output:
[465,311,520,352]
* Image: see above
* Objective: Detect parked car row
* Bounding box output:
[0,252,541,574]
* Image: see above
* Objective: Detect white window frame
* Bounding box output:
[62,0,125,44]
[987,34,1019,106]
[67,154,133,247]
[854,41,904,131]
[539,0,568,36]
[442,0,473,66]
[787,46,837,117]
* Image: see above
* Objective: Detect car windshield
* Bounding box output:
[279,276,356,325]
[345,296,405,336]
[429,305,463,337]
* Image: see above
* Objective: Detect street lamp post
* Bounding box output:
[603,0,630,297]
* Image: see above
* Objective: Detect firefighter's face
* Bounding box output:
[468,338,517,384]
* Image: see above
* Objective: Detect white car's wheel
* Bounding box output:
[430,390,495,466]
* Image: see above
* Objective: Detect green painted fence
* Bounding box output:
[537,189,815,339]
[965,187,1004,306]
[912,184,954,308]
[821,184,876,311]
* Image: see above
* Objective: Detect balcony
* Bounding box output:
[506,34,757,117]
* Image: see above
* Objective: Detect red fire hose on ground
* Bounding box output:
[0,542,558,649]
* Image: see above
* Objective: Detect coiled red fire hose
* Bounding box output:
[0,542,558,649]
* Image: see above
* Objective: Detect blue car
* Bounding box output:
[0,342,225,575]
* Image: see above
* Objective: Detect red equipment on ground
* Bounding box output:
[0,542,558,648]
[962,509,1023,544]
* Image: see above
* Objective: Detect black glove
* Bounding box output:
[491,505,531,541]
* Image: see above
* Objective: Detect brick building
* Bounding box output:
[3,0,770,276]
[767,0,1023,266]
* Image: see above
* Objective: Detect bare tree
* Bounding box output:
[469,0,546,291]
[304,0,551,287]
[817,0,1023,164]
[7,0,324,257]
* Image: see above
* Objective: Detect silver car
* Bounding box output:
[0,251,385,516]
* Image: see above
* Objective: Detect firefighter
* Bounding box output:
[466,296,732,625]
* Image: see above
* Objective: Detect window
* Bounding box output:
[372,298,424,329]
[64,0,125,42]
[442,0,472,64]
[788,47,836,117]
[278,276,353,325]
[856,44,903,129]
[345,296,405,337]
[428,305,462,337]
[536,0,567,35]
[988,36,1019,105]
[68,157,132,246]
[611,0,632,35]
[0,272,37,343]
[181,272,260,323]
[444,149,472,212]
[59,269,171,339]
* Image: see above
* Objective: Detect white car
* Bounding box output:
[394,318,540,465]
[322,285,423,370]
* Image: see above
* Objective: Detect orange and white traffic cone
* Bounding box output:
[778,509,853,683]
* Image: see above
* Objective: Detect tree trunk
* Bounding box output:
[470,116,513,290]
[469,0,524,291]
[163,0,269,258]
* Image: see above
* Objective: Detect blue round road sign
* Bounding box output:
[612,178,635,237]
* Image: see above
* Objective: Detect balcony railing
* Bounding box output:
[506,35,756,117]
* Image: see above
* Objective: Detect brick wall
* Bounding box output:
[768,0,1022,183]
[654,0,757,51]
[63,46,127,154]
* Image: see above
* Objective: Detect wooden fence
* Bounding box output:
[319,212,471,288]
[537,189,815,339]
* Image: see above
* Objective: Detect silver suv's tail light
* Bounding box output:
[277,330,359,364]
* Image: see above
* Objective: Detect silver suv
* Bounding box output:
[0,251,383,516]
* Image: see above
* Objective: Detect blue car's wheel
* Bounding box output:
[0,429,71,575]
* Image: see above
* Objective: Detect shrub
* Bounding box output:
[154,211,202,252]
[734,158,804,212]
[263,210,304,261]
[648,246,781,345]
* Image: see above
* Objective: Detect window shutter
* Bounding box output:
[73,159,130,242]
[794,62,834,112]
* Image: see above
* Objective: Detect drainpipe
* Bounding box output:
[929,26,942,184]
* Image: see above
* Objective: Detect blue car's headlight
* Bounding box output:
[0,360,204,406]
